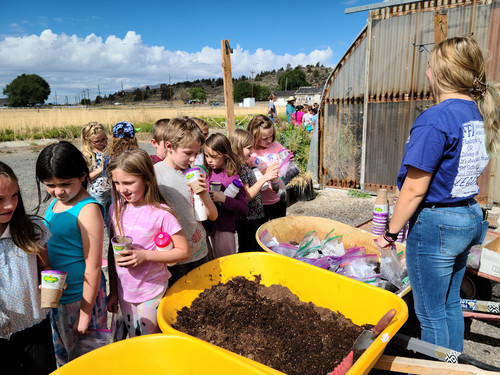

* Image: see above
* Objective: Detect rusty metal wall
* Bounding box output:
[319,0,498,202]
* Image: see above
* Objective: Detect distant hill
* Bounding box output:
[97,64,331,105]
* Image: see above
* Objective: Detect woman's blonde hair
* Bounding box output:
[246,114,276,148]
[81,122,107,169]
[430,36,499,155]
[106,148,176,236]
[229,129,253,161]
[204,133,241,177]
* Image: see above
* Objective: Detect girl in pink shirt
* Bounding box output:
[106,149,189,338]
[247,115,286,221]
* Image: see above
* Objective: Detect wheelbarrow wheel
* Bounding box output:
[460,274,493,301]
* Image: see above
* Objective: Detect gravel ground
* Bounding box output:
[1,139,498,372]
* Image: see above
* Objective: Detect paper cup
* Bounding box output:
[111,235,133,259]
[41,270,67,308]
[185,167,204,194]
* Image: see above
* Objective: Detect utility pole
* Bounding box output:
[169,74,173,106]
[221,39,235,135]
[86,89,90,104]
[121,81,124,92]
[54,91,57,105]
[250,69,255,98]
[98,84,101,97]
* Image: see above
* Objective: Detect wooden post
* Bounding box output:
[221,39,235,135]
[434,13,447,45]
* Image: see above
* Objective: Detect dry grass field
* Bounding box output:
[0,102,270,132]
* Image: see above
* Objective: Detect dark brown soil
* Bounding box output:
[173,276,369,375]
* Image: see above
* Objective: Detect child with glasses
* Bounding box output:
[81,122,112,220]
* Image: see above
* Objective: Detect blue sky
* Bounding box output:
[0,0,377,103]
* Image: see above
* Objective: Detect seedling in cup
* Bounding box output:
[111,235,133,259]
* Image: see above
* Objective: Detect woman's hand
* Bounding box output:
[376,235,393,250]
[209,190,226,204]
[115,249,146,268]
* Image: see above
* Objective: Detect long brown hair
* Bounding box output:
[0,161,45,256]
[204,133,241,177]
[106,148,177,236]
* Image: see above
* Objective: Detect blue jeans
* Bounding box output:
[405,200,487,351]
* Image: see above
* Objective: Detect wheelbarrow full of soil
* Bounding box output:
[157,252,408,375]
[256,215,411,297]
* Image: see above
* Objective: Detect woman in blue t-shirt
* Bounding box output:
[376,36,498,351]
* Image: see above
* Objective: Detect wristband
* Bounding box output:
[384,229,398,242]
[382,233,395,243]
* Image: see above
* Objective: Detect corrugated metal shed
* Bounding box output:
[318,0,499,204]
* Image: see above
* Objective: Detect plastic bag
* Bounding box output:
[273,243,299,258]
[259,229,279,251]
[295,231,322,258]
[70,328,113,360]
[321,230,345,257]
[339,254,378,279]
[377,242,403,288]
[280,152,301,185]
[466,244,482,269]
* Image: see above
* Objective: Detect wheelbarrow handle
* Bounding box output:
[393,333,500,372]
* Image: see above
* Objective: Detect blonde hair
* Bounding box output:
[430,36,499,155]
[161,117,205,149]
[247,114,276,148]
[106,148,176,236]
[190,117,209,135]
[81,122,107,169]
[229,129,253,161]
[152,118,170,142]
[204,133,241,177]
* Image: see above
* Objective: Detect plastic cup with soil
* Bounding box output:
[111,235,133,259]
[41,270,67,308]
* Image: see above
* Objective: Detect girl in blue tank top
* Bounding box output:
[36,141,107,367]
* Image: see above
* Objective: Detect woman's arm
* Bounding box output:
[377,166,432,248]
[116,230,190,268]
[76,203,105,334]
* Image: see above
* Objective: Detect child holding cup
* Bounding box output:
[106,149,190,338]
[204,133,249,258]
[35,141,108,367]
[0,161,56,374]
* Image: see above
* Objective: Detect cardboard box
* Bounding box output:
[479,237,500,278]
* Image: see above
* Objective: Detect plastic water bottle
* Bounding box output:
[224,179,243,198]
[154,232,176,266]
[193,194,207,221]
[252,167,269,191]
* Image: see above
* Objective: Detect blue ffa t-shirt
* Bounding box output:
[397,99,489,204]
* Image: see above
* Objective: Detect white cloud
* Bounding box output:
[0,29,333,101]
